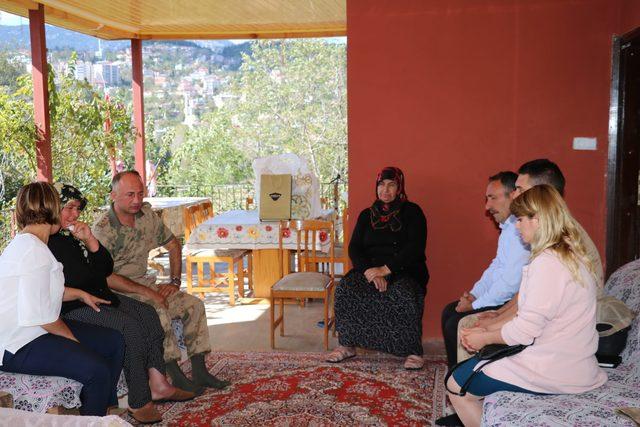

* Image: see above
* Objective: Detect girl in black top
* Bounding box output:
[48,184,195,424]
[327,167,429,369]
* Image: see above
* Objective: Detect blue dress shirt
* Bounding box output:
[470,215,530,309]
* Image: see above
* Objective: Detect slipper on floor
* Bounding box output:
[403,355,424,370]
[325,346,356,363]
[128,406,162,424]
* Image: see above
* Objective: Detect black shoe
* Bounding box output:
[435,413,463,426]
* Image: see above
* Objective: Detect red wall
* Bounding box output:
[347,0,637,339]
[621,0,640,34]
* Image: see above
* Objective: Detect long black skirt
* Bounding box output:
[334,269,425,357]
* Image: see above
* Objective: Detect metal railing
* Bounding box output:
[0,182,348,251]
[155,182,348,213]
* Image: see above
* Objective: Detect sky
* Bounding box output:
[0,11,25,25]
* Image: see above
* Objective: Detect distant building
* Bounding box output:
[183,92,198,127]
[203,76,221,95]
[154,74,168,88]
[93,62,120,87]
[75,61,93,83]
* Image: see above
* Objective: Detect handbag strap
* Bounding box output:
[444,342,532,397]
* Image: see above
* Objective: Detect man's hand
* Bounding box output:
[364,265,391,282]
[79,291,111,312]
[455,291,476,313]
[158,284,179,298]
[147,288,168,309]
[372,276,388,292]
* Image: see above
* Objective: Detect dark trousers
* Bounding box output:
[64,294,165,409]
[1,320,125,416]
[441,300,502,368]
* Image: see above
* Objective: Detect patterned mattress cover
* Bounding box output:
[0,319,187,413]
[482,259,640,426]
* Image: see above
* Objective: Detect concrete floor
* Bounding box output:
[157,255,445,357]
[201,290,445,357]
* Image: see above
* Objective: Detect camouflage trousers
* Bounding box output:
[456,312,479,364]
[120,282,211,362]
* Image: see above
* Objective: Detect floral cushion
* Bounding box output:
[0,372,82,413]
[482,258,640,426]
[482,377,639,426]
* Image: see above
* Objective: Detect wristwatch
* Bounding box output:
[170,276,181,287]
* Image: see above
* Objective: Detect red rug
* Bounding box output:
[123,351,448,426]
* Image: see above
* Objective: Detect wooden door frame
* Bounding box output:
[606,27,640,279]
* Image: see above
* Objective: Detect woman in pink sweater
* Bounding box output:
[447,185,606,427]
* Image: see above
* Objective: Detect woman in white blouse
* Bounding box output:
[447,184,606,427]
[0,182,125,416]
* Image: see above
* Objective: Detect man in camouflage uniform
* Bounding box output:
[93,170,229,391]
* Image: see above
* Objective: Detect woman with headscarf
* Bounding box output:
[0,182,124,416]
[327,167,429,369]
[47,183,195,424]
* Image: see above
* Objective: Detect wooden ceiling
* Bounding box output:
[0,0,346,40]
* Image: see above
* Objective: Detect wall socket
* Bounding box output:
[572,137,597,151]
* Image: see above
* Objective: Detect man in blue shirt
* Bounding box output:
[440,171,530,368]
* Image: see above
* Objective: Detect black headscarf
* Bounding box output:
[54,183,88,211]
[370,166,407,231]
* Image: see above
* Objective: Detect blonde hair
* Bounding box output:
[510,185,595,285]
[15,182,61,229]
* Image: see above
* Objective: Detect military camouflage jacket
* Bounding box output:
[92,202,174,282]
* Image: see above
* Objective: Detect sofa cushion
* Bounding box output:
[604,259,640,361]
[482,375,640,426]
[482,258,640,427]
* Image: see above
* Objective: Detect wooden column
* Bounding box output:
[131,39,146,184]
[29,4,52,182]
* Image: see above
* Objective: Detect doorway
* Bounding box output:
[607,27,640,278]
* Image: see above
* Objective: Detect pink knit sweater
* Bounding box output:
[482,250,607,394]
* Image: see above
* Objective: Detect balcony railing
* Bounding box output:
[0,181,348,251]
[155,182,348,213]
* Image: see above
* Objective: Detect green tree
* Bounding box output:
[0,57,134,249]
[169,111,252,187]
[0,52,27,92]
[231,40,347,182]
[168,39,347,186]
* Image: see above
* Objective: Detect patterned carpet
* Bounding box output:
[121,351,448,426]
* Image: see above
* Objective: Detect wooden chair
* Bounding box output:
[245,196,254,210]
[183,205,248,305]
[304,207,350,278]
[199,200,214,221]
[270,219,336,350]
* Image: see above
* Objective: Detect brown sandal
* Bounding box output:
[404,355,424,370]
[325,346,356,363]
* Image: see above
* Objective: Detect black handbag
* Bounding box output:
[444,342,531,396]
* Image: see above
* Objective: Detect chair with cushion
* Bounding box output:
[183,205,248,305]
[270,219,336,350]
[304,207,350,278]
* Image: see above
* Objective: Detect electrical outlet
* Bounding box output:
[572,137,597,151]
